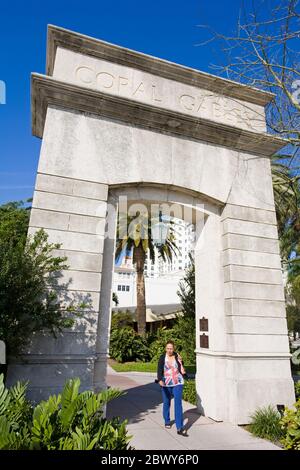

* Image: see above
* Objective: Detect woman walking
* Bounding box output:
[157,340,188,436]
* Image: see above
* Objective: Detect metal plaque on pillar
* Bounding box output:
[200,333,209,349]
[199,317,208,332]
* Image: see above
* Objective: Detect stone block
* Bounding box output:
[36,172,108,200]
[224,298,286,317]
[222,233,280,254]
[224,281,285,301]
[27,227,104,254]
[222,249,282,269]
[50,249,103,272]
[224,265,283,284]
[32,190,107,218]
[225,315,288,335]
[221,204,277,224]
[223,218,278,238]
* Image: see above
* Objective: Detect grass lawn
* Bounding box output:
[108,359,196,374]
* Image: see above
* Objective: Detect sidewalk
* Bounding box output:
[106,366,281,450]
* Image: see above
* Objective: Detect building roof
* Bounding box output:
[112,303,182,322]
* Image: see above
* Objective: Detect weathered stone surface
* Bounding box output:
[35,173,108,200]
[224,298,286,317]
[50,249,103,272]
[222,249,282,269]
[27,226,104,253]
[223,265,283,284]
[32,190,107,218]
[222,233,280,253]
[53,47,267,133]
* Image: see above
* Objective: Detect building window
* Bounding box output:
[122,285,126,291]
[117,285,121,291]
[126,285,130,292]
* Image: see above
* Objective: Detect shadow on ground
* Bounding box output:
[106,378,202,430]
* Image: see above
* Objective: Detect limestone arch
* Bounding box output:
[6,25,296,425]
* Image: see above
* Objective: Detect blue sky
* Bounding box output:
[0,0,244,205]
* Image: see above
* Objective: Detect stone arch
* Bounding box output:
[6,25,295,425]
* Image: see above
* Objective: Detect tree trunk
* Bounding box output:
[134,245,146,336]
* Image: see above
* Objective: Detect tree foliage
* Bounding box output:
[0,374,132,450]
[197,0,300,342]
[198,0,300,262]
[0,200,88,358]
[177,252,195,319]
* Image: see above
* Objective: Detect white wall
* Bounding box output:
[113,271,182,309]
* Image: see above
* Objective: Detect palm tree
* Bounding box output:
[115,210,179,335]
[271,158,300,271]
[272,159,300,233]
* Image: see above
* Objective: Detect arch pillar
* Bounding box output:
[194,197,295,424]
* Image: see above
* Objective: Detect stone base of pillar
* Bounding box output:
[196,350,296,424]
[6,355,95,404]
[93,353,109,393]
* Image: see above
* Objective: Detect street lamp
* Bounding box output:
[151,210,168,245]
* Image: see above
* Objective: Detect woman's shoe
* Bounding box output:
[165,424,171,429]
[177,428,188,436]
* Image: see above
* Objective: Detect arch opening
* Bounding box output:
[93,183,226,421]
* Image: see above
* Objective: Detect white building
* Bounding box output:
[144,218,195,277]
[112,217,195,321]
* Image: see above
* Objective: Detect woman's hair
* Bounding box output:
[165,340,175,348]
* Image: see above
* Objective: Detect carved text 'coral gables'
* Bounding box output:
[74,65,264,131]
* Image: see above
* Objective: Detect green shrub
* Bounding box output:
[148,322,195,365]
[109,326,150,363]
[182,379,197,406]
[279,398,300,450]
[0,373,132,450]
[148,326,180,362]
[109,257,196,365]
[172,316,196,365]
[111,311,134,330]
[248,405,284,442]
[177,252,195,319]
[109,320,195,365]
[175,253,196,365]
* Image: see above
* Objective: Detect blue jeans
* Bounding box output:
[161,384,184,430]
